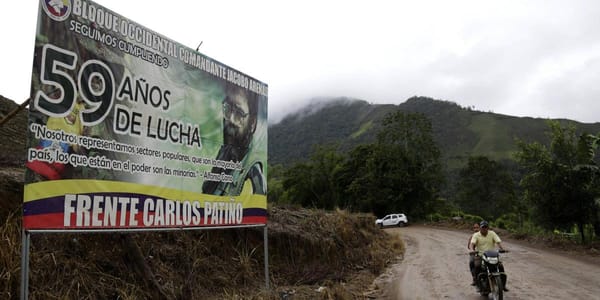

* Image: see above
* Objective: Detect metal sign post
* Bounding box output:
[263,225,270,290]
[20,230,30,300]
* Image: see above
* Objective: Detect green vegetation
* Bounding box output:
[269,96,600,172]
[275,111,444,219]
[350,120,373,139]
[468,115,515,160]
[271,100,600,245]
[454,156,517,221]
[515,121,600,243]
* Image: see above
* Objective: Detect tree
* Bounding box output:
[266,163,287,204]
[455,156,517,221]
[516,121,600,242]
[280,111,444,219]
[307,144,345,209]
[282,145,345,209]
[282,162,314,207]
[337,144,377,211]
[352,111,444,218]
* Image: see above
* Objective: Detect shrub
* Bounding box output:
[426,213,445,222]
[461,213,483,225]
[494,213,520,231]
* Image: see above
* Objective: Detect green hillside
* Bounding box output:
[269,96,600,170]
[268,98,395,165]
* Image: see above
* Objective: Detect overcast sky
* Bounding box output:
[2,0,600,124]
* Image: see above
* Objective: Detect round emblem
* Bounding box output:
[42,0,72,22]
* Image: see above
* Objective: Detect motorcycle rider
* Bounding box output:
[470,220,509,292]
[468,222,480,285]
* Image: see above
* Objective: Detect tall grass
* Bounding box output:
[0,210,20,299]
[0,203,403,299]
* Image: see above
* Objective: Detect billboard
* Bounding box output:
[24,0,268,230]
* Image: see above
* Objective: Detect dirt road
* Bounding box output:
[376,225,600,299]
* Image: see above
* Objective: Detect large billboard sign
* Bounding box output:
[24,0,268,231]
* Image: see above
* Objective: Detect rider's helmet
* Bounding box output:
[479,220,489,228]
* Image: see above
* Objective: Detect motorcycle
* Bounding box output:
[470,249,507,300]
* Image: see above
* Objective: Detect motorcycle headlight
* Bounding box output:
[485,257,499,264]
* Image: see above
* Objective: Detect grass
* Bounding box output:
[467,114,516,161]
[0,210,20,299]
[350,121,373,139]
[426,215,600,260]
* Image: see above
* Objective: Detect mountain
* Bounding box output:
[268,96,600,168]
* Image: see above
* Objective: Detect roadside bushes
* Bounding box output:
[459,213,483,225]
[494,213,521,231]
[427,211,482,225]
[426,213,445,222]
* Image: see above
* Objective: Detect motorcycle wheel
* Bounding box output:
[490,276,503,300]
